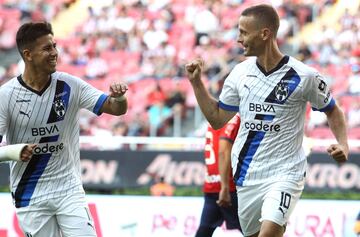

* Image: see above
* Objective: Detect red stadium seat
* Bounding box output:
[348,127,360,139]
[339,96,355,114]
[57,64,86,78]
[130,78,156,92]
[158,77,175,91]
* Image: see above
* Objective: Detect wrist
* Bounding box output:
[220,185,229,191]
[190,77,201,85]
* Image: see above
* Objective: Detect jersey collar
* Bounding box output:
[17,74,52,96]
[256,55,289,76]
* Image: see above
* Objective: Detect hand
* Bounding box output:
[216,188,232,208]
[20,144,37,162]
[109,82,128,98]
[327,144,348,163]
[185,58,204,82]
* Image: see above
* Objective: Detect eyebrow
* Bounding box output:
[42,42,56,48]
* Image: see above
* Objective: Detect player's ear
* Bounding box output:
[261,28,271,40]
[23,49,32,62]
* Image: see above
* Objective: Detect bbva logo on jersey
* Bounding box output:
[53,99,67,118]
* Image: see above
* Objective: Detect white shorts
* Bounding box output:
[236,178,304,236]
[15,192,96,237]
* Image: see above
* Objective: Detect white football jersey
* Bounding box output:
[219,56,334,186]
[0,72,108,207]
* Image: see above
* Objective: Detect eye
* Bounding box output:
[239,30,247,36]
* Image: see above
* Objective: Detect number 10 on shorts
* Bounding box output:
[278,192,291,217]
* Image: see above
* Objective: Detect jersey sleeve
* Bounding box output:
[218,67,240,112]
[77,78,108,116]
[303,73,335,112]
[219,114,240,143]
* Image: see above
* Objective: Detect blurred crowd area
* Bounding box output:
[0,0,359,140]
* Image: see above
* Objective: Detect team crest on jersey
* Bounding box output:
[53,99,67,118]
[275,80,289,102]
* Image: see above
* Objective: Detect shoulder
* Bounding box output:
[0,77,19,94]
[226,57,256,81]
[52,71,86,86]
[228,113,240,125]
[287,56,318,79]
[233,57,256,72]
[53,71,80,81]
[226,114,241,130]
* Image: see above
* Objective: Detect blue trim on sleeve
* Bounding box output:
[312,98,335,112]
[93,94,108,115]
[218,101,238,112]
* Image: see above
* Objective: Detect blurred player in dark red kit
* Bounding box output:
[195,114,241,237]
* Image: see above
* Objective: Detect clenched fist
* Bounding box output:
[20,144,37,162]
[327,144,348,163]
[217,188,232,208]
[109,82,128,98]
[185,58,204,82]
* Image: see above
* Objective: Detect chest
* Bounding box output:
[8,81,74,132]
[238,72,303,118]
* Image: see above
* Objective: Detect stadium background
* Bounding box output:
[0,0,360,236]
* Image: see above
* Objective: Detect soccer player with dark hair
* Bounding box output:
[186,4,348,237]
[0,21,128,237]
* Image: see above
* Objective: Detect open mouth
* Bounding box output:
[49,59,57,65]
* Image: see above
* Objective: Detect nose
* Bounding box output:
[237,34,243,45]
[50,47,58,56]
